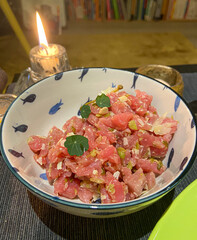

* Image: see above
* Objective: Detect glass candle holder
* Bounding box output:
[11,44,70,96]
[29,44,70,82]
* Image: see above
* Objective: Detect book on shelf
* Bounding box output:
[161,0,169,19]
[105,0,111,19]
[119,0,127,20]
[66,0,76,21]
[130,0,138,20]
[150,0,157,19]
[126,0,133,20]
[171,0,188,19]
[101,0,107,20]
[144,0,149,21]
[185,0,197,19]
[142,0,149,20]
[154,0,163,19]
[137,0,144,20]
[114,0,119,18]
[144,0,157,21]
[112,0,120,19]
[183,0,190,19]
[75,0,85,20]
[165,0,174,19]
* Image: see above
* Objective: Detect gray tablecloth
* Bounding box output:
[1,72,197,240]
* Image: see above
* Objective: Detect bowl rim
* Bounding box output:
[0,67,197,210]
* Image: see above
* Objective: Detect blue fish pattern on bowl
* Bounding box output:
[179,157,188,171]
[8,149,24,158]
[131,73,139,89]
[49,99,63,115]
[40,173,48,180]
[167,148,174,168]
[174,96,181,112]
[78,68,89,82]
[12,124,28,133]
[191,118,195,128]
[54,72,63,80]
[21,94,36,104]
[112,82,116,88]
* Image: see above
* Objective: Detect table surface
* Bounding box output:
[1,65,197,240]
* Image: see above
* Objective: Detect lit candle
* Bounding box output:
[29,12,70,82]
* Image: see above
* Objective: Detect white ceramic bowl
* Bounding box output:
[0,68,196,218]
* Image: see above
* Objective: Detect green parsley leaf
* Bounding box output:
[96,94,111,108]
[64,135,89,156]
[80,104,91,118]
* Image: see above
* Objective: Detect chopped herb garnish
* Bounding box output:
[69,178,74,183]
[117,147,126,159]
[101,167,106,175]
[135,142,140,150]
[157,160,163,170]
[89,149,98,157]
[127,161,133,170]
[150,158,155,163]
[129,120,138,130]
[64,135,89,156]
[80,104,91,118]
[163,140,168,148]
[96,93,111,108]
[106,183,115,194]
[71,126,76,133]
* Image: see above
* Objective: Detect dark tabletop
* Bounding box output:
[1,65,197,240]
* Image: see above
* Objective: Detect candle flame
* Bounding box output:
[36,11,48,48]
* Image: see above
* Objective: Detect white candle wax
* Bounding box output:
[36,44,60,74]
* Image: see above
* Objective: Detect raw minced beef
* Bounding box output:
[28,88,178,203]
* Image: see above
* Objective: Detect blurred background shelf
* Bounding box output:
[1,0,197,35]
[64,0,197,22]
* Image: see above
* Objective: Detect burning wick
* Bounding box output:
[40,44,48,55]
